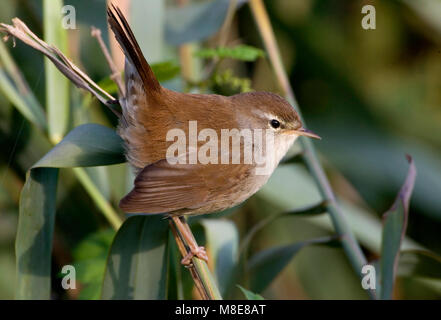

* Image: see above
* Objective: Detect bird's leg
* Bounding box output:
[171,216,208,265]
[169,220,209,299]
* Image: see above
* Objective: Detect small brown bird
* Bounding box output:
[107,6,319,264]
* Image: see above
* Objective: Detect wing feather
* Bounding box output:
[119,160,210,213]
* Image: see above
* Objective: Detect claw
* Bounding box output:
[181,246,208,266]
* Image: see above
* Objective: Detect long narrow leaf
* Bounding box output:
[249,0,371,297]
[0,42,46,130]
[239,201,327,258]
[380,155,417,299]
[34,123,125,168]
[2,37,125,229]
[247,236,340,293]
[200,219,239,296]
[72,229,116,300]
[15,123,125,298]
[101,215,169,299]
[258,165,423,253]
[165,0,248,45]
[15,168,58,299]
[0,23,124,229]
[34,123,125,229]
[0,17,119,112]
[237,285,264,300]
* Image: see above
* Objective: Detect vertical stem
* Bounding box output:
[169,220,209,299]
[91,27,125,97]
[249,0,374,299]
[218,0,238,47]
[107,0,130,71]
[43,0,69,144]
[192,257,222,300]
[72,168,123,230]
[176,0,197,85]
[169,218,222,300]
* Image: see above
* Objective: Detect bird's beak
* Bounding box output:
[283,127,321,140]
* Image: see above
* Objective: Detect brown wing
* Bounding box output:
[119,159,211,214]
[119,158,255,214]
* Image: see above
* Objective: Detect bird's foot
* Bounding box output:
[181,246,208,266]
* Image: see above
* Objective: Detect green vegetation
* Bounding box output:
[0,0,440,300]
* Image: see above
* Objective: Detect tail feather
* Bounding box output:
[107,4,161,95]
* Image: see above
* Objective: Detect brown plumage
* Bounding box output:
[107,5,318,216]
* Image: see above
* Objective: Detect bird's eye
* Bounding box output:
[270,119,281,129]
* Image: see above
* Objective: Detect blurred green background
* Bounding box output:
[0,0,440,299]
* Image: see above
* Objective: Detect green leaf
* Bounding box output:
[96,61,180,93]
[195,45,265,61]
[73,229,116,261]
[72,229,116,300]
[169,223,223,300]
[75,258,107,284]
[77,282,102,301]
[34,123,125,168]
[257,165,423,255]
[167,236,185,300]
[151,61,181,82]
[200,219,239,296]
[379,155,416,300]
[44,0,69,144]
[239,201,327,259]
[237,285,264,300]
[15,124,124,298]
[31,123,125,229]
[213,69,253,93]
[316,123,441,221]
[369,250,441,299]
[15,167,59,299]
[247,236,340,293]
[101,215,169,299]
[97,77,119,97]
[74,259,105,299]
[165,0,245,45]
[107,163,134,204]
[0,42,46,130]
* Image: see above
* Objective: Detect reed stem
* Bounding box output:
[169,218,222,300]
[73,168,123,230]
[249,0,374,299]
